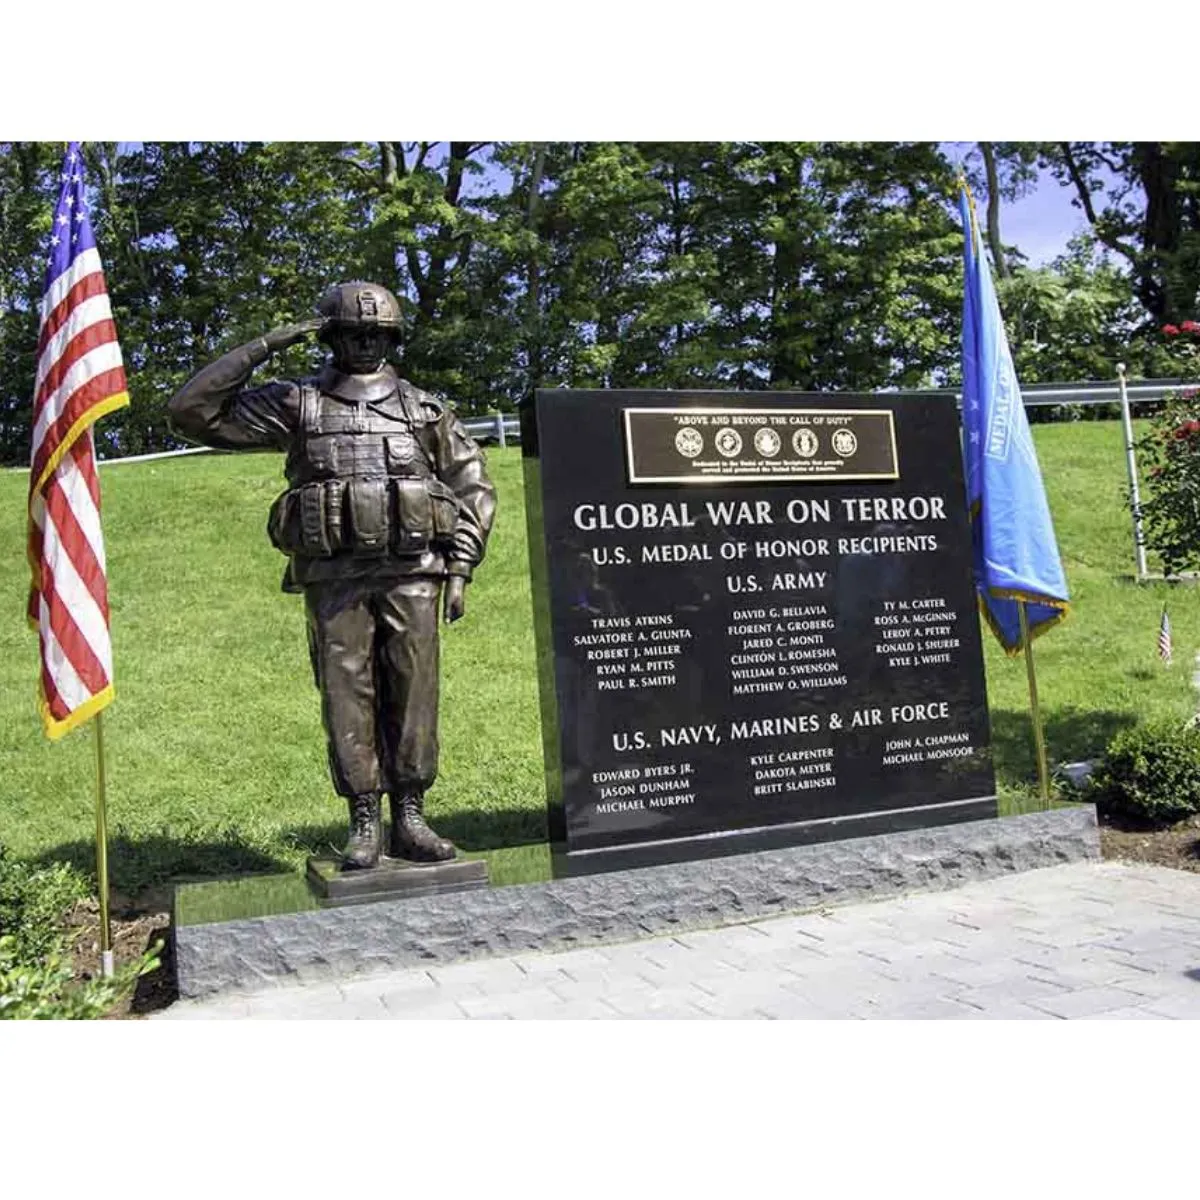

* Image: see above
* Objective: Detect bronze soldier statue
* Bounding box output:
[169,282,496,870]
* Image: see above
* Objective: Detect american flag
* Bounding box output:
[1158,603,1173,666]
[26,142,129,740]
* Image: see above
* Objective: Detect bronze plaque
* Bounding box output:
[623,406,898,484]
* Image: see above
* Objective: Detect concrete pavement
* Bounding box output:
[156,861,1200,1020]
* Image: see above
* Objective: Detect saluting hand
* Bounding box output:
[263,317,324,354]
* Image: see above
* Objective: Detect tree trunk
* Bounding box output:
[525,143,547,398]
[380,142,398,188]
[979,142,1010,279]
[1134,143,1179,322]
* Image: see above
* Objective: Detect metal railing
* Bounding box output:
[457,382,1188,443]
[880,379,1186,409]
[1009,379,1186,408]
[5,379,1189,471]
[460,413,520,445]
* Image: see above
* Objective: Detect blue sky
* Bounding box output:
[1002,175,1096,267]
[941,142,1115,268]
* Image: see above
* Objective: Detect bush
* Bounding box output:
[1089,720,1200,826]
[0,844,160,1020]
[0,845,90,962]
[0,936,158,1020]
[1132,384,1200,578]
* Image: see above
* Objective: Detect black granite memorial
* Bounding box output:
[521,390,996,876]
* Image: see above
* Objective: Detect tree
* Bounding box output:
[970,142,1039,278]
[7,139,1179,465]
[346,141,505,407]
[728,142,965,391]
[0,143,62,463]
[55,142,370,458]
[1042,142,1200,328]
[508,142,969,397]
[994,235,1147,383]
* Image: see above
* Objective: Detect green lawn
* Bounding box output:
[1,446,547,895]
[1,422,1195,899]
[981,420,1199,804]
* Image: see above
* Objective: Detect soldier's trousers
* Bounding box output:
[304,576,441,799]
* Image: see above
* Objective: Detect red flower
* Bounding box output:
[1163,324,1181,336]
[1182,320,1200,333]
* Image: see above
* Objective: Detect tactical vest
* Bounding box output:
[267,377,459,561]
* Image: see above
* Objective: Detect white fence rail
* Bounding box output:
[2,379,1190,472]
[461,413,519,445]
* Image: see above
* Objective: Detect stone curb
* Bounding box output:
[174,805,1100,999]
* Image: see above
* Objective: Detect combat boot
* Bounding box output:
[342,792,382,870]
[389,792,456,862]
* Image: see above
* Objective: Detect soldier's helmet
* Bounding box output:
[315,282,404,343]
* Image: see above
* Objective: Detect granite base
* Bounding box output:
[174,805,1100,999]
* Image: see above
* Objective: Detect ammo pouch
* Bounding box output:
[391,477,459,553]
[268,477,460,559]
[346,478,390,555]
[268,482,345,557]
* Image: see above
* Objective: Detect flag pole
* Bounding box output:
[1018,601,1051,807]
[94,711,113,977]
[1117,362,1148,581]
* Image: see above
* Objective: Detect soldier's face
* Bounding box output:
[331,328,390,374]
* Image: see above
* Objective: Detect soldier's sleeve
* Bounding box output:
[168,337,300,451]
[432,407,497,581]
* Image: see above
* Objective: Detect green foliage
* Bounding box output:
[1039,142,1200,329]
[995,236,1150,386]
[0,842,160,1019]
[0,142,61,459]
[0,934,160,1020]
[0,446,547,895]
[1088,721,1200,826]
[0,843,89,961]
[7,139,1178,464]
[1130,388,1200,577]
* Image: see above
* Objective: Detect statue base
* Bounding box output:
[306,855,489,908]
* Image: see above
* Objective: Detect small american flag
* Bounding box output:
[26,142,129,739]
[1158,603,1173,666]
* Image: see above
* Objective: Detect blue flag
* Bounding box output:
[959,185,1069,654]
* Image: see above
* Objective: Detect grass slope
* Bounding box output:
[980,420,1198,800]
[1,423,1195,895]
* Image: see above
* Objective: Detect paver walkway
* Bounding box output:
[157,862,1200,1020]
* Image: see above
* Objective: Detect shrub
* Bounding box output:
[1132,387,1200,578]
[1089,720,1200,826]
[0,845,90,963]
[0,843,161,1020]
[0,936,159,1020]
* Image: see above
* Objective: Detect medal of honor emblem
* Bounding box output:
[792,427,819,458]
[714,427,743,458]
[831,429,858,458]
[754,427,781,458]
[674,426,704,458]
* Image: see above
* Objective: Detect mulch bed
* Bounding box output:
[66,899,175,1017]
[1097,811,1200,875]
